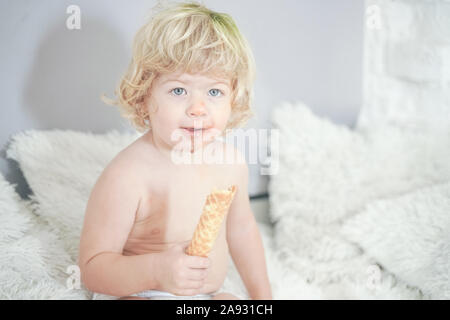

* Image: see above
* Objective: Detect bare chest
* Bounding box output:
[123,163,235,255]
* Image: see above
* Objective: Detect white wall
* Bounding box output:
[0,0,364,198]
[358,0,450,133]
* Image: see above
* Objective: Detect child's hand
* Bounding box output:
[155,241,210,296]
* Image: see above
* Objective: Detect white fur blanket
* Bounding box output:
[1,102,449,299]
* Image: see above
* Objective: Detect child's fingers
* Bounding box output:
[175,240,191,253]
[179,240,191,249]
[185,255,210,269]
[187,268,208,281]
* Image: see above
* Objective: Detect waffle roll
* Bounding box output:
[186,185,237,257]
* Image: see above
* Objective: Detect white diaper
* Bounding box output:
[133,289,214,300]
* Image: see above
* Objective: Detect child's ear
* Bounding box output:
[136,102,149,122]
[142,91,158,114]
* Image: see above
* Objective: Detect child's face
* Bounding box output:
[146,71,232,151]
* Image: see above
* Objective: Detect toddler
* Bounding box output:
[78,1,271,300]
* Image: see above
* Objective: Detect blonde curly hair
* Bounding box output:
[102,1,256,133]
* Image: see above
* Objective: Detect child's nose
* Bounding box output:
[187,100,207,117]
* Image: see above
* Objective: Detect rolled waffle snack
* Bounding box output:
[186,185,237,257]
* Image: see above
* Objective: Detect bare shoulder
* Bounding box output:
[109,133,159,169]
[98,135,156,193]
[103,141,141,178]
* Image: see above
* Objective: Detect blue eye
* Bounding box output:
[171,87,186,96]
[209,89,222,97]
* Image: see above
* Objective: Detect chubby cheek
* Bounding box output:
[150,112,183,144]
[163,122,184,145]
[213,105,232,132]
[158,123,179,143]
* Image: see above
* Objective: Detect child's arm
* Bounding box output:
[78,162,159,297]
[226,159,272,300]
[80,251,160,297]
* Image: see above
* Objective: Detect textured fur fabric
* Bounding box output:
[0,172,88,299]
[268,101,450,298]
[270,101,450,226]
[341,181,450,299]
[6,130,142,262]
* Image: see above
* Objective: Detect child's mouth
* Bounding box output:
[181,127,208,135]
